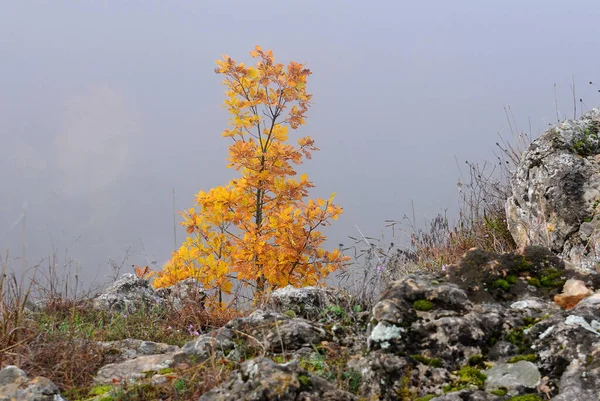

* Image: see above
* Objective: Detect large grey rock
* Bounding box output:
[96,338,180,361]
[266,318,327,352]
[177,328,235,362]
[484,361,541,391]
[92,273,164,313]
[199,357,357,401]
[95,352,177,384]
[506,108,600,272]
[264,285,345,320]
[367,274,509,365]
[225,309,329,351]
[0,365,66,401]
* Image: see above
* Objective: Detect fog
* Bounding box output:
[2,1,599,290]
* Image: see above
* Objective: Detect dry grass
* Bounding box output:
[0,252,248,399]
[336,110,535,308]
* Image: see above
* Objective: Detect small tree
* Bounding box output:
[154,46,347,299]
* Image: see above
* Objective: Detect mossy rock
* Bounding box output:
[448,246,568,303]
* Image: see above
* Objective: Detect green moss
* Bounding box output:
[283,310,297,318]
[443,384,458,393]
[468,354,485,367]
[539,268,565,288]
[411,354,442,368]
[457,366,486,387]
[491,388,508,396]
[513,255,532,272]
[493,279,510,291]
[506,275,518,284]
[572,121,600,157]
[507,395,544,401]
[527,277,541,287]
[88,385,113,396]
[507,354,536,363]
[413,299,434,311]
[158,367,174,375]
[415,395,436,401]
[505,328,525,346]
[298,374,312,387]
[396,369,413,399]
[142,370,156,379]
[444,366,486,392]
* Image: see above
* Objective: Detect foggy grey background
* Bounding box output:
[2,1,600,290]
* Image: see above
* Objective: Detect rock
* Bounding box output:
[264,318,327,352]
[554,278,592,309]
[92,273,164,313]
[95,352,177,384]
[506,108,600,272]
[487,341,519,361]
[97,338,180,361]
[378,274,471,312]
[367,274,510,365]
[264,285,346,320]
[177,328,235,363]
[154,277,206,310]
[525,295,600,398]
[484,361,541,391]
[551,358,600,401]
[222,309,330,353]
[198,357,357,401]
[225,309,289,332]
[350,352,410,400]
[0,366,27,386]
[20,261,600,399]
[510,298,551,311]
[447,246,572,304]
[0,365,66,401]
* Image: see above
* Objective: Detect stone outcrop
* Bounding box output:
[506,108,600,272]
[91,273,165,313]
[92,274,206,314]
[358,247,599,400]
[4,248,600,400]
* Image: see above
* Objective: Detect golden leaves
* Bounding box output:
[134,265,155,280]
[154,46,347,298]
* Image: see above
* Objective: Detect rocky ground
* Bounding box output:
[2,244,599,401]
